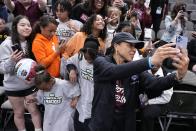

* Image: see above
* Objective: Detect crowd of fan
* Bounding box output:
[0,0,195,131]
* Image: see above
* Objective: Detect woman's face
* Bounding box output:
[115,42,136,62]
[94,0,105,11]
[55,4,69,22]
[40,23,57,40]
[92,15,105,31]
[17,18,32,40]
[109,11,120,24]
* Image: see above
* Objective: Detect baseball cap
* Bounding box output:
[80,35,100,51]
[111,32,144,49]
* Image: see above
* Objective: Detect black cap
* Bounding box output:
[81,35,100,51]
[111,32,144,49]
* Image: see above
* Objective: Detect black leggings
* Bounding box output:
[74,110,91,131]
[0,74,3,86]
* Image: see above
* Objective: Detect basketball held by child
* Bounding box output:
[15,58,37,84]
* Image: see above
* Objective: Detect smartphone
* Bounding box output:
[59,39,66,45]
[176,35,188,49]
[11,44,21,52]
[144,28,152,40]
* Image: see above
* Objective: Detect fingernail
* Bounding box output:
[176,49,180,53]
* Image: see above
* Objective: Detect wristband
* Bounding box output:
[148,57,154,69]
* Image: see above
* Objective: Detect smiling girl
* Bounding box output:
[0,15,42,131]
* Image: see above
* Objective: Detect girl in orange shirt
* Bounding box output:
[32,15,65,77]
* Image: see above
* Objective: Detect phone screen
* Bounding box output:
[144,28,152,40]
[176,35,188,49]
[11,44,20,51]
[59,39,66,45]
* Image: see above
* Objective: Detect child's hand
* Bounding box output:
[25,98,37,105]
[70,96,79,108]
[55,43,66,55]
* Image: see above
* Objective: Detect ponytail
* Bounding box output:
[35,65,51,86]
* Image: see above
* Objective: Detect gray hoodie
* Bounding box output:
[0,37,34,91]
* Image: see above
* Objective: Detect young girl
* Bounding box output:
[0,15,42,131]
[32,15,65,78]
[61,35,100,131]
[34,65,80,131]
[129,11,142,40]
[55,0,83,43]
[106,6,121,50]
[62,14,107,59]
[161,2,187,43]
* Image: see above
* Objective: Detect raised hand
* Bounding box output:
[172,48,189,80]
[151,43,180,67]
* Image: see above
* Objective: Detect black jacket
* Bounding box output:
[187,39,196,71]
[71,3,91,24]
[89,56,178,131]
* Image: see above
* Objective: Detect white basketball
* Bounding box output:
[15,58,37,83]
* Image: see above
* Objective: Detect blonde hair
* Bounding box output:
[107,6,122,17]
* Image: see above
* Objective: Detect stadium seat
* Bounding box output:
[185,21,194,31]
[157,29,166,40]
[158,89,196,131]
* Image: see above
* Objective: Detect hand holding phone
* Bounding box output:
[59,39,66,45]
[11,50,23,62]
[11,44,21,52]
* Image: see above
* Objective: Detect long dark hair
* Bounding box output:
[171,2,186,19]
[171,2,186,30]
[85,0,108,17]
[105,44,115,55]
[81,14,107,40]
[11,15,35,59]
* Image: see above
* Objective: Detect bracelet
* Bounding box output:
[148,57,154,69]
